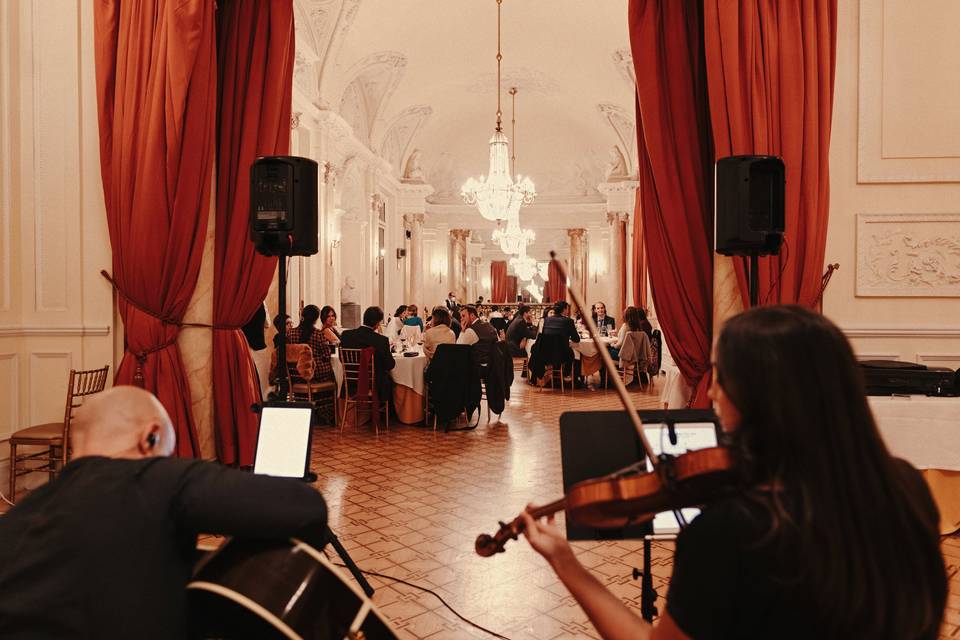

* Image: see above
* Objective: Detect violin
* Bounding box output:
[476,252,737,557]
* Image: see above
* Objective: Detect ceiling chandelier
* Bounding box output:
[460,0,536,222]
[493,218,535,255]
[510,249,538,282]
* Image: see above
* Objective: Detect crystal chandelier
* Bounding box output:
[460,0,536,221]
[510,253,538,281]
[492,219,535,255]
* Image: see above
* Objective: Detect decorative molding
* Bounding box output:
[290,111,302,130]
[596,103,636,174]
[612,49,636,88]
[380,105,432,177]
[28,350,72,424]
[917,353,960,364]
[460,67,561,97]
[0,325,111,337]
[858,0,960,182]
[856,213,960,296]
[843,327,960,339]
[0,353,19,435]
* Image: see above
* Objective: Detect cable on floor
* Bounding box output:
[331,562,513,640]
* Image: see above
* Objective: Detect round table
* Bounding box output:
[525,335,616,380]
[330,349,428,425]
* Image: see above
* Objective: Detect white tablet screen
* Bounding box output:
[643,423,719,534]
[253,406,313,478]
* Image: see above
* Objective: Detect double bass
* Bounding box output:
[475,253,736,557]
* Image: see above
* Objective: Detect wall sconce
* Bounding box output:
[431,255,445,283]
[329,231,341,266]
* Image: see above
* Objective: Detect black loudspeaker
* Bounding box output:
[250,156,318,256]
[715,155,785,256]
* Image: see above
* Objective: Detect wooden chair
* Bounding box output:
[339,348,389,434]
[8,365,110,502]
[284,344,338,427]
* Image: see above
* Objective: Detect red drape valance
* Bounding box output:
[704,0,837,307]
[545,259,566,304]
[490,261,509,303]
[212,0,294,466]
[630,0,715,407]
[94,0,217,456]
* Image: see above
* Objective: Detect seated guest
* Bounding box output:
[506,305,538,357]
[422,306,456,362]
[591,301,615,333]
[272,313,292,349]
[385,304,408,342]
[457,304,498,366]
[450,307,462,339]
[523,305,946,639]
[0,386,328,638]
[610,306,642,351]
[542,301,580,344]
[286,304,334,383]
[319,305,341,349]
[340,306,396,400]
[403,304,425,331]
[537,306,554,331]
[489,306,504,319]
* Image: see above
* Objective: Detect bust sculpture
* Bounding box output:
[402,149,425,183]
[604,145,629,181]
[340,275,358,304]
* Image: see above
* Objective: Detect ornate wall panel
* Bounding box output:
[856,213,960,296]
[0,352,18,437]
[28,351,72,425]
[858,0,960,182]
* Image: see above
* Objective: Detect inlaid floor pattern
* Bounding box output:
[301,380,960,639]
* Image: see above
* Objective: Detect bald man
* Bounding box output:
[0,386,327,639]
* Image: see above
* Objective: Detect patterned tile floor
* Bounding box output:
[299,379,960,639]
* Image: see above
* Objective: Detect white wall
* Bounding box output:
[0,1,116,478]
[824,0,960,368]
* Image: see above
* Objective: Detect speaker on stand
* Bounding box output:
[249,156,319,403]
[714,155,785,307]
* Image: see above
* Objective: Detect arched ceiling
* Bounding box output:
[319,0,634,203]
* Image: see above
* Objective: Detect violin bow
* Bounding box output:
[550,252,661,470]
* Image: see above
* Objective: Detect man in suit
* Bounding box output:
[541,300,580,377]
[340,306,396,400]
[445,292,458,312]
[591,301,616,334]
[506,305,538,358]
[457,304,498,366]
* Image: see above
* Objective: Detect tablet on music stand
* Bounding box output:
[253,402,314,479]
[559,409,722,540]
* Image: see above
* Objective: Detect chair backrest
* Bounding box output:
[63,365,110,464]
[285,343,314,382]
[339,347,375,393]
[534,333,570,367]
[619,331,652,367]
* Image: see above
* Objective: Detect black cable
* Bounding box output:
[761,236,790,305]
[331,562,512,640]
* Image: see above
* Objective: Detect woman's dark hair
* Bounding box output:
[394,305,408,318]
[623,306,642,332]
[553,300,569,316]
[431,306,451,327]
[715,305,946,637]
[320,305,336,326]
[298,305,320,344]
[273,314,289,331]
[407,304,418,315]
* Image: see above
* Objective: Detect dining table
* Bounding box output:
[330,344,428,425]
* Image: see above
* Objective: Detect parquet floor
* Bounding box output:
[303,379,960,639]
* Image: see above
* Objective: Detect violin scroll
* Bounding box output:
[474,520,521,557]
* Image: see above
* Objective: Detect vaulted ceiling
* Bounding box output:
[295,0,635,205]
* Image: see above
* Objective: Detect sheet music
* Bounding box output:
[253,406,313,478]
[643,423,719,534]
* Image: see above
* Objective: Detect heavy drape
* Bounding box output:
[631,187,647,311]
[94,0,216,456]
[629,0,715,406]
[704,0,837,306]
[212,0,294,466]
[490,261,509,303]
[545,259,566,304]
[507,276,518,303]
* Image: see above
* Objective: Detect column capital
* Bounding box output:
[403,212,425,226]
[606,211,630,225]
[450,229,472,241]
[598,180,639,213]
[567,228,586,239]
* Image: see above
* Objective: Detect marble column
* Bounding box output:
[404,213,425,307]
[450,229,471,302]
[568,228,587,307]
[469,256,482,304]
[607,212,628,316]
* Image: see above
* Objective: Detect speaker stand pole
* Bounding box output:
[749,251,760,308]
[277,251,291,401]
[326,526,375,597]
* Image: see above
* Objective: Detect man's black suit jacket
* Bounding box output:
[340,325,396,399]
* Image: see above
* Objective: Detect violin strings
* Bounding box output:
[331,562,513,640]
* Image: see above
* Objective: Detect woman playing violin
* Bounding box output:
[523,305,946,639]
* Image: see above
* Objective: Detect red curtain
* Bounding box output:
[704,1,837,307]
[545,259,566,304]
[490,261,509,303]
[630,187,647,311]
[212,0,294,466]
[94,0,216,456]
[630,0,715,407]
[507,276,518,302]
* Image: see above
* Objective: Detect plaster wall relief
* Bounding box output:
[379,104,433,179]
[856,214,960,296]
[336,51,407,147]
[460,67,562,98]
[596,103,636,178]
[612,49,636,88]
[297,0,362,108]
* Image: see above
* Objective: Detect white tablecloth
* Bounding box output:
[330,349,427,396]
[868,396,960,471]
[525,335,614,359]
